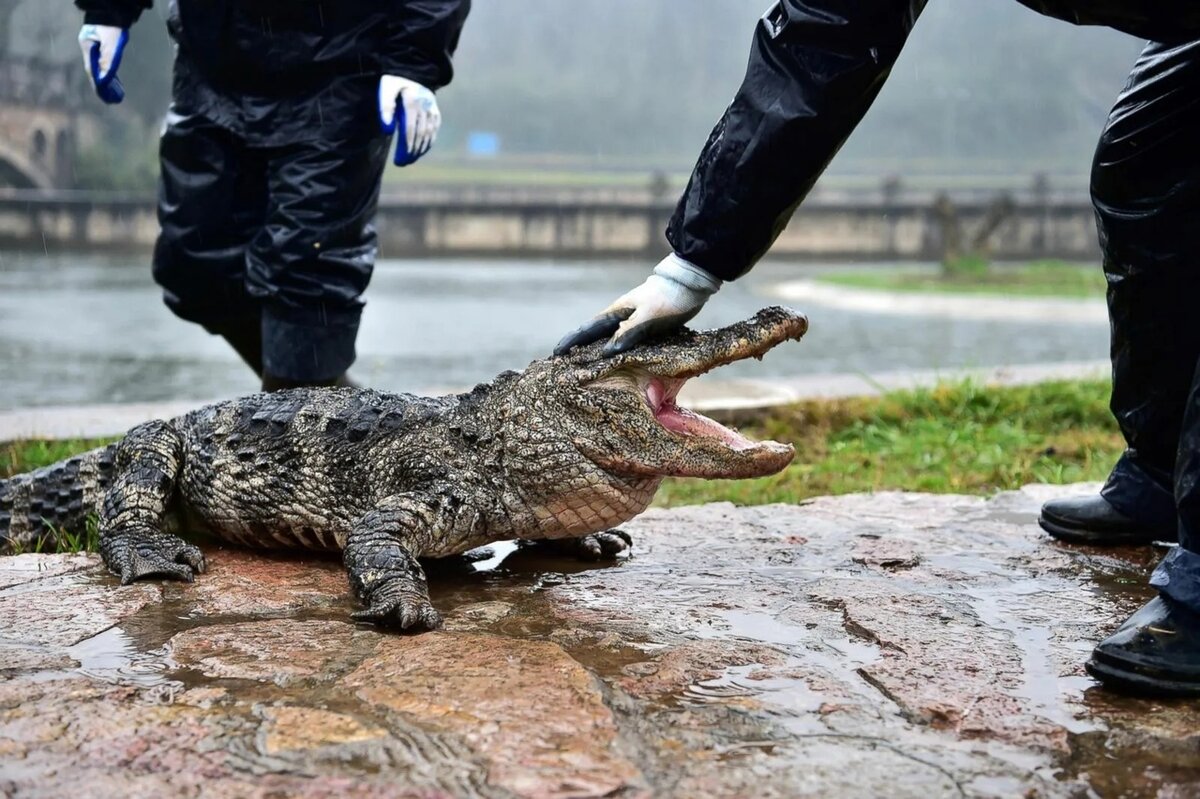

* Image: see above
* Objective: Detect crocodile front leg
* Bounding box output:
[99,420,206,584]
[344,494,444,631]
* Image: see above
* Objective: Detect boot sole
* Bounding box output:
[1086,658,1200,698]
[1038,515,1176,546]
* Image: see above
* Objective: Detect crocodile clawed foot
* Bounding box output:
[101,530,207,585]
[351,583,443,632]
[575,529,633,561]
[525,529,633,562]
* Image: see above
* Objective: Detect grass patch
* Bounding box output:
[1,439,115,480]
[819,260,1106,299]
[656,379,1122,507]
[1,440,113,553]
[5,515,101,556]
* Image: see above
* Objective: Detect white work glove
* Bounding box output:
[377,75,440,166]
[554,254,722,357]
[78,23,128,105]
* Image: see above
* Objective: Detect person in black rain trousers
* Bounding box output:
[75,0,471,390]
[556,1,1200,697]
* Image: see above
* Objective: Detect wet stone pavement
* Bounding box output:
[1,484,1198,798]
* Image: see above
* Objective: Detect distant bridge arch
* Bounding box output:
[0,137,55,189]
[0,56,80,189]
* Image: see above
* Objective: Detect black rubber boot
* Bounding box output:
[261,373,358,392]
[1087,595,1200,696]
[1039,494,1177,545]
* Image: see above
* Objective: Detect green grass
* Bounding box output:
[1,439,113,553]
[5,516,101,556]
[656,379,1122,507]
[818,261,1107,299]
[0,438,115,479]
[2,381,1122,545]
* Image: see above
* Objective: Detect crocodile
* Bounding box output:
[0,307,807,629]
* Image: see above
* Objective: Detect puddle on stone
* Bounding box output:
[973,505,1040,527]
[666,608,879,738]
[686,663,825,715]
[685,667,761,701]
[68,625,177,688]
[964,582,1099,736]
[711,609,879,670]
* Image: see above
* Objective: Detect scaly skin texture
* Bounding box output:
[0,307,807,630]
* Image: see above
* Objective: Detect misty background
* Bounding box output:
[4,0,1145,190]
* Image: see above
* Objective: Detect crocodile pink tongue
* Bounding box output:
[647,378,668,411]
[647,378,757,451]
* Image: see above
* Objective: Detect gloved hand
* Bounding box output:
[378,75,441,167]
[77,24,128,105]
[554,254,721,357]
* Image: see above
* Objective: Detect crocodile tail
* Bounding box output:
[0,443,119,555]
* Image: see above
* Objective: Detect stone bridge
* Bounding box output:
[0,56,80,190]
[0,187,1103,262]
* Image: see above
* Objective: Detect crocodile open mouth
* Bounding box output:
[569,306,808,475]
[643,376,758,451]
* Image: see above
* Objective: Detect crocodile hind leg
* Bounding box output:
[521,529,632,561]
[344,494,443,632]
[99,420,206,584]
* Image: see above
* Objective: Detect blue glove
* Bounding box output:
[378,75,441,166]
[78,24,128,105]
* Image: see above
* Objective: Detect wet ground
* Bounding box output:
[2,484,1197,797]
[0,254,1108,409]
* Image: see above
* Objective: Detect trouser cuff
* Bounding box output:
[1101,452,1177,528]
[1151,547,1200,614]
[261,305,359,383]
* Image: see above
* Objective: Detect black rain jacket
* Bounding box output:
[76,0,470,145]
[666,0,1200,282]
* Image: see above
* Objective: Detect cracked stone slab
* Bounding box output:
[540,485,1199,797]
[344,631,646,798]
[174,549,351,617]
[1,484,1198,797]
[167,619,372,686]
[0,560,161,649]
[0,552,96,591]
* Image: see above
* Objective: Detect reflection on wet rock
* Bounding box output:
[168,619,366,685]
[344,632,642,797]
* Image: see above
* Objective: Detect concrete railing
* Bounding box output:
[0,188,1100,262]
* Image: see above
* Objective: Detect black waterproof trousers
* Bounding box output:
[82,0,469,382]
[153,110,390,382]
[1093,40,1200,611]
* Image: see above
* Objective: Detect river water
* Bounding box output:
[0,253,1108,410]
